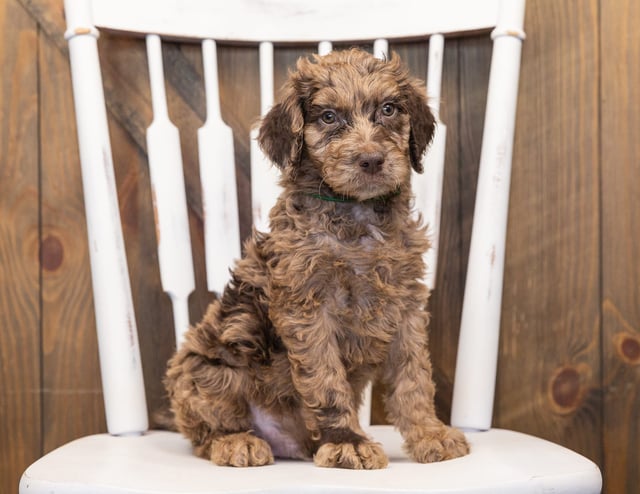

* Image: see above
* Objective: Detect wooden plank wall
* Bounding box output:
[0,0,40,488]
[1,0,638,492]
[498,0,603,460]
[601,1,640,492]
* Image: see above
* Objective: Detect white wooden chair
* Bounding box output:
[20,0,602,492]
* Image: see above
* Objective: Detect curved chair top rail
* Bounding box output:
[67,0,503,43]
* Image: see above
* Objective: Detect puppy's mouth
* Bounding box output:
[320,151,407,202]
[323,167,404,202]
[351,179,401,202]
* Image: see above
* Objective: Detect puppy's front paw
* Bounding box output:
[210,432,274,467]
[405,425,469,463]
[314,440,389,469]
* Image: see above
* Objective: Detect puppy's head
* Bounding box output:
[258,48,435,201]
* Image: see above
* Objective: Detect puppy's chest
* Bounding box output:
[326,233,412,330]
[270,216,426,336]
[327,241,407,367]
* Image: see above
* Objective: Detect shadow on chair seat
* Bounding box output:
[20,426,601,494]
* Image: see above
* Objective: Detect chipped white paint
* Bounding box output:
[145,34,195,346]
[451,0,527,431]
[64,0,147,436]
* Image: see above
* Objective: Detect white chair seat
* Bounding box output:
[20,426,601,494]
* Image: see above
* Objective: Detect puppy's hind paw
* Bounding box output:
[314,440,389,470]
[405,425,469,463]
[210,432,274,467]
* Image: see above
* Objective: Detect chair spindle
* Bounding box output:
[451,0,526,431]
[64,0,148,435]
[199,39,241,296]
[145,34,195,345]
[419,34,447,291]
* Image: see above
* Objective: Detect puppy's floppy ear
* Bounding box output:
[405,80,436,173]
[257,82,304,169]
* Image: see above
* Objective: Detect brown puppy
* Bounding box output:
[165,48,469,469]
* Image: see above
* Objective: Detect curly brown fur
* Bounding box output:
[165,48,469,469]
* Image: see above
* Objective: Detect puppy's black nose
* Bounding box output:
[358,152,385,174]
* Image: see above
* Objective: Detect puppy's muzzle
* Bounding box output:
[357,151,385,175]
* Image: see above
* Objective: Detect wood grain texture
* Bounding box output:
[496,0,602,464]
[6,1,640,492]
[601,0,640,492]
[0,1,41,491]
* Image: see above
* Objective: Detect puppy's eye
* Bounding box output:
[320,110,337,124]
[381,102,396,117]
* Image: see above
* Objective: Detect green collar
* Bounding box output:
[306,187,401,204]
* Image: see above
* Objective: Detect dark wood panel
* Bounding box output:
[601,1,640,492]
[0,0,41,492]
[496,0,602,464]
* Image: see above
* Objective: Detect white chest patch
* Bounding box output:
[250,405,307,459]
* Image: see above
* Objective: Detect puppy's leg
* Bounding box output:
[383,310,469,462]
[276,318,388,469]
[165,301,274,467]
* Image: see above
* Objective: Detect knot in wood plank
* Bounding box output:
[548,364,590,415]
[613,332,640,366]
[41,235,64,272]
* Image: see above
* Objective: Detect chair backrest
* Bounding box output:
[63,0,525,437]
